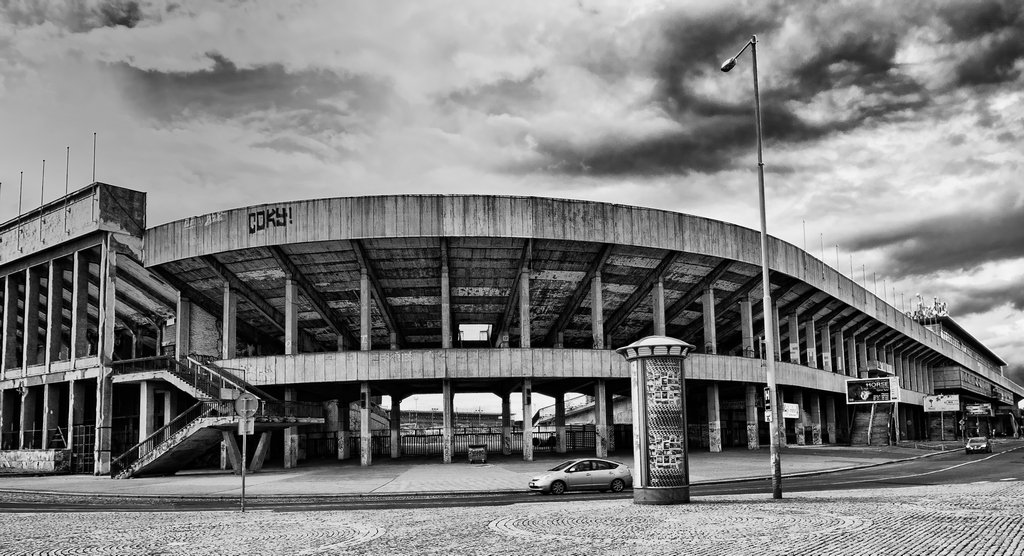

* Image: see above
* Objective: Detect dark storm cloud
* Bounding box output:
[111,53,392,153]
[2,0,142,31]
[844,198,1024,278]
[950,281,1024,316]
[1005,364,1024,386]
[524,3,933,176]
[939,0,1024,86]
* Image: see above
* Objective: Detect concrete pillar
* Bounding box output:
[94,238,116,475]
[222,282,237,359]
[591,274,604,349]
[67,380,85,452]
[20,387,38,448]
[739,298,754,358]
[337,397,352,461]
[389,331,397,350]
[787,312,800,363]
[555,393,566,453]
[701,286,716,354]
[810,393,822,445]
[284,278,298,355]
[501,393,512,456]
[771,302,782,360]
[594,379,608,458]
[23,266,42,369]
[804,317,817,368]
[825,396,837,444]
[0,390,15,450]
[793,390,805,445]
[175,294,192,359]
[284,387,299,468]
[820,323,832,372]
[707,383,722,452]
[442,379,454,463]
[359,382,371,466]
[70,250,90,362]
[605,390,616,453]
[440,254,452,349]
[653,278,666,337]
[139,380,157,443]
[554,332,564,348]
[857,342,869,377]
[1,275,19,375]
[360,268,371,351]
[895,353,905,388]
[867,345,878,365]
[519,265,531,348]
[220,431,242,474]
[522,379,533,461]
[833,330,845,375]
[745,384,759,449]
[390,397,401,459]
[41,383,59,449]
[45,260,65,366]
[847,336,858,377]
[777,388,787,447]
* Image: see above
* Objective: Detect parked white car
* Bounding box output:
[528,458,632,495]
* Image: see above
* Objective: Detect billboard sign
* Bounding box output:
[846,377,901,404]
[965,403,992,416]
[923,394,960,412]
[782,403,800,419]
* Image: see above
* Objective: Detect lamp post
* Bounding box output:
[721,34,783,499]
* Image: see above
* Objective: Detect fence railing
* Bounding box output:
[110,400,223,477]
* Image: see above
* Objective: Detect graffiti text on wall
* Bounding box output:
[248,207,294,234]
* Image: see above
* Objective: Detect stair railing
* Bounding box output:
[185,357,279,402]
[109,356,222,400]
[109,400,228,477]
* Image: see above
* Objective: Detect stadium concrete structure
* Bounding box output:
[0,183,1020,477]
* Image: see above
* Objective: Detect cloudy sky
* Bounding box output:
[1,0,1022,390]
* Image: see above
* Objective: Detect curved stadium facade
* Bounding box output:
[0,183,1020,477]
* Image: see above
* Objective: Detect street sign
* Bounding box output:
[238,417,255,436]
[764,409,773,423]
[782,403,799,419]
[763,387,771,410]
[234,392,259,418]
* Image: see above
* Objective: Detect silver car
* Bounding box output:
[528,458,633,495]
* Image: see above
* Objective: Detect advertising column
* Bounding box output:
[617,336,695,505]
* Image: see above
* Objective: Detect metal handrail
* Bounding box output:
[110,400,226,477]
[110,356,222,400]
[185,357,279,402]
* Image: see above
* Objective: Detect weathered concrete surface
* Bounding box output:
[0,449,69,473]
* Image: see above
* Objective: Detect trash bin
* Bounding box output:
[468,444,487,464]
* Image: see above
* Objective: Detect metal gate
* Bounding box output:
[71,425,95,474]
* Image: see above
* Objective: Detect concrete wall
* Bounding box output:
[0,449,70,473]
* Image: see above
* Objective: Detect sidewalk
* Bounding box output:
[0,441,979,499]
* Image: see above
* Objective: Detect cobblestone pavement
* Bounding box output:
[3,480,1022,555]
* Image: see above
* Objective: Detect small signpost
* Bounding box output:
[234,392,259,512]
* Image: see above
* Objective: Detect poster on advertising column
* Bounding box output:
[846,377,901,404]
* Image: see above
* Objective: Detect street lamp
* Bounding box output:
[721,34,783,499]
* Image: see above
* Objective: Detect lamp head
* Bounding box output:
[720,57,737,72]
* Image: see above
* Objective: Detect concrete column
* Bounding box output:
[825,396,836,444]
[804,317,817,368]
[359,382,371,466]
[857,343,869,377]
[555,393,566,453]
[771,302,782,360]
[820,323,832,372]
[0,390,15,449]
[389,331,397,350]
[139,380,157,443]
[284,387,299,468]
[894,352,905,388]
[554,332,564,348]
[846,336,858,377]
[745,384,759,449]
[442,379,453,463]
[70,250,90,362]
[787,312,800,363]
[440,255,452,349]
[94,238,116,475]
[66,380,85,452]
[701,286,716,354]
[519,266,531,348]
[222,282,237,359]
[337,397,352,460]
[833,330,845,375]
[739,297,754,358]
[605,390,616,453]
[594,379,608,458]
[19,387,37,448]
[707,383,722,452]
[591,274,604,349]
[653,278,666,336]
[360,269,371,351]
[390,397,401,459]
[1,275,19,375]
[522,379,533,461]
[23,266,42,369]
[284,278,298,355]
[501,393,512,455]
[793,390,805,445]
[175,294,192,359]
[810,393,822,445]
[45,260,65,366]
[777,388,787,447]
[41,383,59,449]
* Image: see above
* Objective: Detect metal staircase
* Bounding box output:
[849,403,894,446]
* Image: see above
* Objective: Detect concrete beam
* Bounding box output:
[493,240,531,347]
[267,245,358,348]
[544,243,611,346]
[605,250,684,337]
[351,240,404,348]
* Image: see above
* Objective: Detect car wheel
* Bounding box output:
[610,479,625,493]
[550,481,566,495]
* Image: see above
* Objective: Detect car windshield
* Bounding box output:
[967,438,987,445]
[548,461,578,472]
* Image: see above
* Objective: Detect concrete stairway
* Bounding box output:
[850,403,894,446]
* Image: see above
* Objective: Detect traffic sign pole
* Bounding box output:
[241,430,247,513]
